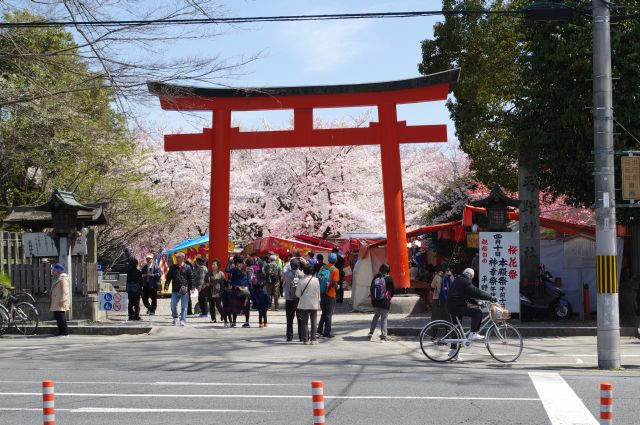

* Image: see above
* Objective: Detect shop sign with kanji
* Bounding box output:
[479,232,520,313]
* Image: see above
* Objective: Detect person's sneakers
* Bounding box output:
[448,349,461,361]
[468,332,485,341]
[242,323,250,328]
[172,318,179,326]
[304,340,311,345]
[380,336,387,343]
[311,340,319,345]
[231,323,236,327]
[259,323,264,328]
[368,332,374,340]
[224,322,230,328]
[179,320,186,327]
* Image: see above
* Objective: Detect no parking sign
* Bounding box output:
[98,292,128,312]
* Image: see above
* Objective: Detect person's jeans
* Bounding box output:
[369,307,389,337]
[171,292,189,321]
[142,287,157,313]
[285,299,300,340]
[299,309,318,342]
[317,295,336,336]
[53,311,68,336]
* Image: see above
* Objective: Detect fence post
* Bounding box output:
[311,380,325,425]
[600,382,612,424]
[42,380,55,425]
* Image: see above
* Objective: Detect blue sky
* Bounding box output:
[143,0,456,144]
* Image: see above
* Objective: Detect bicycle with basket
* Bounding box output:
[419,300,523,363]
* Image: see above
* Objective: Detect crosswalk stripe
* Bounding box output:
[529,372,598,425]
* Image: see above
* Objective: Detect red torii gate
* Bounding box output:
[148,69,459,289]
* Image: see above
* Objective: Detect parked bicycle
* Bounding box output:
[0,293,39,336]
[420,301,523,363]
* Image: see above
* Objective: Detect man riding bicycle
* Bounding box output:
[446,268,495,357]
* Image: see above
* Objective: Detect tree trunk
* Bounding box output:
[518,151,541,283]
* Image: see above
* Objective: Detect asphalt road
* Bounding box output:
[0,312,639,424]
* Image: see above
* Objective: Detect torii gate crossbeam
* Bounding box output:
[149,69,459,289]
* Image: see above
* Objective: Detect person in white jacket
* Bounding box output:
[296,264,321,345]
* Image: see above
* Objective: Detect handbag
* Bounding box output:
[235,285,250,297]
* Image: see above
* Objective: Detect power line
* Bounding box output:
[0,10,528,29]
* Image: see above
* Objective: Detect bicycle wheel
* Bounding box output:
[0,305,9,336]
[420,321,462,362]
[12,302,39,335]
[486,323,523,363]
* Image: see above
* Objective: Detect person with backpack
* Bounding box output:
[316,253,340,338]
[263,255,282,311]
[296,263,321,345]
[126,258,143,321]
[283,258,304,341]
[368,264,395,342]
[430,265,452,321]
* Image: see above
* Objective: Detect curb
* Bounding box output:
[388,326,640,338]
[6,326,153,336]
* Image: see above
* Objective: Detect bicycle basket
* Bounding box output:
[490,303,511,321]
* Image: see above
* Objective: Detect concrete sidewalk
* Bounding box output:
[27,293,640,338]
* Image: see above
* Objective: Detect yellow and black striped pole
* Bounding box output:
[596,255,618,294]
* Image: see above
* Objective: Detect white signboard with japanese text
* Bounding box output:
[22,233,88,257]
[479,232,520,313]
[98,292,128,312]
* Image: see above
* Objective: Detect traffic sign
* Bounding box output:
[98,292,128,312]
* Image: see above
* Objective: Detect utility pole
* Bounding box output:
[592,0,620,369]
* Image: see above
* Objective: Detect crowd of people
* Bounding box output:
[124,248,359,344]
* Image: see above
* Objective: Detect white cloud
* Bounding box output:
[279,20,371,74]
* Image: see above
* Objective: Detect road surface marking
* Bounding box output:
[529,372,598,425]
[0,407,271,413]
[0,392,539,401]
[0,380,303,387]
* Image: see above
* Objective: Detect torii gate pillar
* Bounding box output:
[149,69,460,289]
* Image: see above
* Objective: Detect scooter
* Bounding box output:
[520,264,573,320]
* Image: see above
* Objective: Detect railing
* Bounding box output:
[11,262,98,295]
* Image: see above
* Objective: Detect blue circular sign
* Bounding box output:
[104,293,113,302]
[103,301,112,311]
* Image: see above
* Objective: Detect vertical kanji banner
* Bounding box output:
[479,232,520,313]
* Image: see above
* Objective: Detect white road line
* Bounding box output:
[0,407,271,413]
[529,372,598,425]
[0,392,539,401]
[0,380,303,387]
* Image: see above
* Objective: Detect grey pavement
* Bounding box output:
[0,295,639,425]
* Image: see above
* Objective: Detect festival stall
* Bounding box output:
[249,236,333,259]
[351,206,626,313]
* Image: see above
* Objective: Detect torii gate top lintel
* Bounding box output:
[147,68,460,111]
[149,69,460,289]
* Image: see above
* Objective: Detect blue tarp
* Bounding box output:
[164,234,209,255]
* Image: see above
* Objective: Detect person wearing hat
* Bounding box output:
[141,254,161,315]
[50,263,70,336]
[164,252,195,326]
